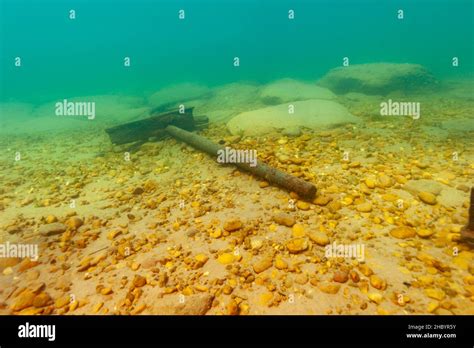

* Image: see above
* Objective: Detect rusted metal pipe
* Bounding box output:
[165,125,317,199]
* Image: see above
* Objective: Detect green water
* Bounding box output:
[1,0,472,106]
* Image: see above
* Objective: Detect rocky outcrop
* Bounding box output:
[317,63,437,95]
[227,99,359,136]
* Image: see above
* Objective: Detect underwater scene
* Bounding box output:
[0,0,473,317]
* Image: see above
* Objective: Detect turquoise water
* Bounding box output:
[1,0,472,104]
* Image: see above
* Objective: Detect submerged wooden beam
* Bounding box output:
[165,125,317,199]
[106,108,196,145]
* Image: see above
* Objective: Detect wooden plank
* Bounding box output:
[105,108,196,145]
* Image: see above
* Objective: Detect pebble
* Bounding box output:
[93,302,104,313]
[390,226,416,239]
[313,195,332,206]
[195,254,209,266]
[18,259,38,272]
[319,283,341,294]
[418,191,437,205]
[358,264,373,277]
[66,217,83,230]
[11,290,35,311]
[285,238,309,254]
[425,288,446,301]
[377,175,392,188]
[457,184,470,193]
[39,223,67,236]
[273,213,295,227]
[210,228,222,238]
[252,256,273,274]
[55,295,70,309]
[133,275,147,288]
[369,275,387,290]
[349,162,361,168]
[250,238,263,250]
[427,301,439,313]
[292,224,306,238]
[2,267,13,275]
[100,287,113,295]
[365,178,376,189]
[349,270,360,283]
[107,230,122,240]
[382,193,398,202]
[295,273,308,285]
[133,187,144,195]
[416,228,435,238]
[333,270,349,283]
[368,292,383,304]
[274,256,288,270]
[217,253,235,264]
[356,202,372,213]
[296,201,310,210]
[33,293,51,308]
[223,218,242,232]
[45,215,58,223]
[308,231,330,246]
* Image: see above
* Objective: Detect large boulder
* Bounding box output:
[227,99,360,136]
[193,83,262,123]
[259,78,336,105]
[148,83,211,112]
[317,63,437,95]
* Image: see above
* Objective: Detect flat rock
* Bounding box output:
[252,256,273,274]
[282,126,302,137]
[438,187,467,208]
[390,226,416,239]
[154,293,214,315]
[11,289,36,311]
[403,179,445,196]
[39,223,67,236]
[273,213,296,227]
[317,63,437,95]
[259,78,336,104]
[227,99,360,136]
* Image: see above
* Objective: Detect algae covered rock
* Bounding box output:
[317,63,437,95]
[227,99,359,136]
[259,78,336,104]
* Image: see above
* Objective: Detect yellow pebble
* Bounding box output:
[218,253,235,265]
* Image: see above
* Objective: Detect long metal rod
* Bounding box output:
[165,125,317,199]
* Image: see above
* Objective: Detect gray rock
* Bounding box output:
[282,126,302,137]
[39,223,67,236]
[318,63,438,95]
[227,99,359,136]
[438,188,468,208]
[154,293,214,315]
[402,179,445,196]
